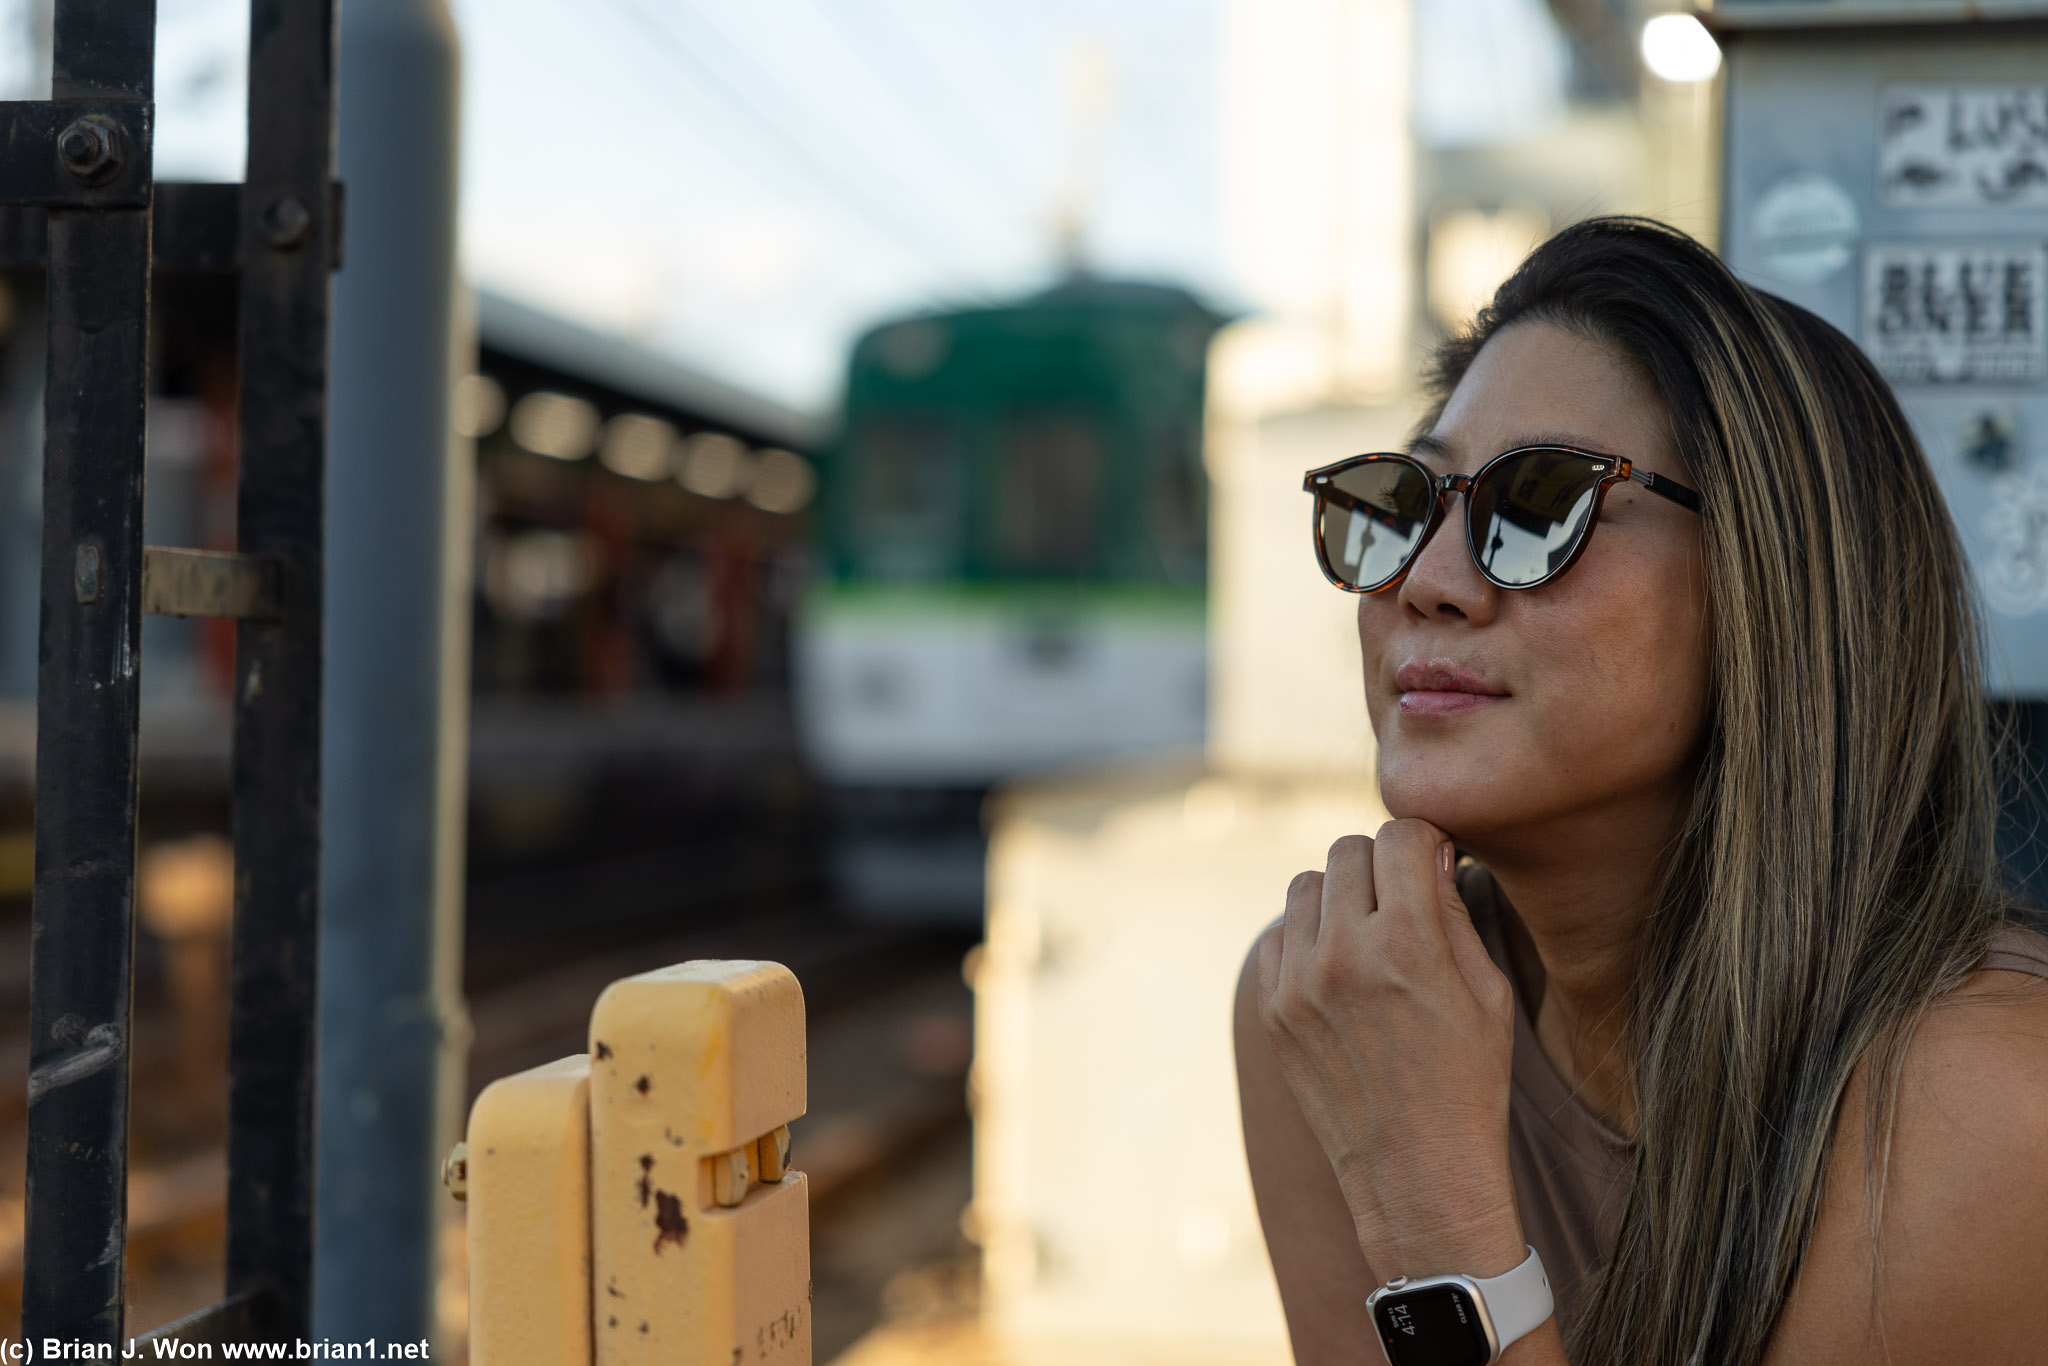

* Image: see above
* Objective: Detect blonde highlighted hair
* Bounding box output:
[1426,217,2019,1366]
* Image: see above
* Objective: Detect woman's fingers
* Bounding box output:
[1272,835,1373,1006]
[1277,867,1325,985]
[1278,822,1508,1013]
[1319,833,1377,937]
[1367,819,1453,955]
[1434,847,1512,1015]
[1367,819,1513,1016]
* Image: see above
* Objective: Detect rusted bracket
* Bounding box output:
[141,547,282,621]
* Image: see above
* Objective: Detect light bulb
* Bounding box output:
[1641,14,1722,84]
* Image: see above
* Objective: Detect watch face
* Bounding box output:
[1372,1283,1493,1366]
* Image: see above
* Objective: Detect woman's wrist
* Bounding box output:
[1355,1186,1528,1282]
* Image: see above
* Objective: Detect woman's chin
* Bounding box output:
[1376,771,1519,839]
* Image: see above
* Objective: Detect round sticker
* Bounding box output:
[1751,172,1861,284]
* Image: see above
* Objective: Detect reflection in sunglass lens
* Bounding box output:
[1319,460,1433,590]
[1467,449,1603,586]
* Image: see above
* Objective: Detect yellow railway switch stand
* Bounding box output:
[461,960,810,1366]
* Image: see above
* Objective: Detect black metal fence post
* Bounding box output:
[1,0,341,1347]
[227,0,338,1337]
[22,0,157,1346]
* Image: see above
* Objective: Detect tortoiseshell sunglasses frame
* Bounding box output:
[1301,445,1703,593]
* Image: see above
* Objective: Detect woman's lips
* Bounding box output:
[1392,662,1509,717]
[1398,689,1507,717]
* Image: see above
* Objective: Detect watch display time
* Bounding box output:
[1371,1283,1495,1366]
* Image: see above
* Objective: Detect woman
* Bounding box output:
[1233,217,2048,1366]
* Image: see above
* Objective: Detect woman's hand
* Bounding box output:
[1254,818,1525,1282]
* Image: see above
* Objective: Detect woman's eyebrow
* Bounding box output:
[1510,431,1613,454]
[1406,433,1453,466]
[1408,431,1618,466]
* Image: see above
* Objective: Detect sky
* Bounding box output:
[0,0,1571,417]
[451,0,1225,413]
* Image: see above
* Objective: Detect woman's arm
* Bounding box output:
[1235,831,1573,1366]
[1235,919,1381,1364]
[1238,822,2048,1366]
[1763,973,2048,1365]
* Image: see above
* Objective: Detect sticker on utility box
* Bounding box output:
[1862,242,2045,386]
[1879,86,2048,208]
[1983,467,2048,618]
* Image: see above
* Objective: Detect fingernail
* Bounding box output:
[1439,843,1453,874]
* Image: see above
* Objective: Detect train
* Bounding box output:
[793,277,1223,916]
[797,276,1220,783]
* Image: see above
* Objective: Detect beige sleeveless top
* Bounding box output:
[1458,862,2048,1336]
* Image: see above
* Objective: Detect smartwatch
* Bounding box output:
[1365,1245,1553,1366]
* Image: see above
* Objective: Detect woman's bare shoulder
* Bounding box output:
[1765,963,2048,1365]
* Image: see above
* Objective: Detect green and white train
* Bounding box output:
[795,278,1222,791]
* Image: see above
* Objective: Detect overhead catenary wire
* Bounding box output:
[1073,1,1215,191]
[853,0,1068,218]
[732,0,1055,251]
[856,0,1219,271]
[594,0,1021,295]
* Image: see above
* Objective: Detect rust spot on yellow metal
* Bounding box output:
[653,1189,689,1253]
[587,961,809,1359]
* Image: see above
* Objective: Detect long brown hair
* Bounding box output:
[1426,217,2015,1366]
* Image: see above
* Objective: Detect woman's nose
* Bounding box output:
[1397,497,1497,623]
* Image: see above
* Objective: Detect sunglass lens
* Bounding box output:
[1468,450,1604,586]
[1319,461,1434,589]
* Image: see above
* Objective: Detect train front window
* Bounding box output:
[993,411,1100,575]
[853,415,962,579]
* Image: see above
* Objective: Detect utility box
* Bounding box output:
[461,960,810,1366]
[1713,2,2048,696]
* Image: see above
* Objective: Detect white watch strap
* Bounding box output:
[1473,1246,1553,1353]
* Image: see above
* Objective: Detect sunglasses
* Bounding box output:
[1302,445,1702,593]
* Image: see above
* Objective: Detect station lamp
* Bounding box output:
[1641,13,1723,83]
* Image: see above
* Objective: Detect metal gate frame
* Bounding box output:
[0,0,338,1345]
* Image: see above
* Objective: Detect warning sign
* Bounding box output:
[1879,85,2048,208]
[1862,242,2046,385]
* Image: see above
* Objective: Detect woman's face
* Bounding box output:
[1360,320,1711,847]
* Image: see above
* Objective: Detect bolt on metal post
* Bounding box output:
[264,194,311,249]
[56,115,121,184]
